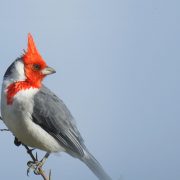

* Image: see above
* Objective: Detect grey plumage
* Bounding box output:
[82,150,112,180]
[33,85,112,180]
[3,60,17,78]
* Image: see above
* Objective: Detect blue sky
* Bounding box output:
[0,0,180,180]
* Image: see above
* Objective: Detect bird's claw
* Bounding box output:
[27,161,35,176]
[34,161,44,175]
[27,160,43,176]
[25,149,50,178]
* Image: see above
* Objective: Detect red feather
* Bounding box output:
[6,81,39,105]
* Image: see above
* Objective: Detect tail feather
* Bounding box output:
[81,151,112,180]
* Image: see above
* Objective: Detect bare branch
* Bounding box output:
[0,128,9,131]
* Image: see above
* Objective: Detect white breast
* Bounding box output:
[1,87,65,153]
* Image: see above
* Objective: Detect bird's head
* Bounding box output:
[22,33,56,87]
[3,34,56,105]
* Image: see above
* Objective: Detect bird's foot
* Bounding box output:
[27,152,48,176]
[25,147,50,179]
[27,160,44,175]
[27,151,41,175]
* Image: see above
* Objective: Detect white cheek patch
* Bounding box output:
[15,60,26,80]
[3,59,26,88]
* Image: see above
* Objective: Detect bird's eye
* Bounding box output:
[33,64,41,70]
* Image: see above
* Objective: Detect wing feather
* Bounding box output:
[32,85,85,157]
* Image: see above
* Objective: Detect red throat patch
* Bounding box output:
[6,81,38,105]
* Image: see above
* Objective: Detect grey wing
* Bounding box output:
[32,85,85,157]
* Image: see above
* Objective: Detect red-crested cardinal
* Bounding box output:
[1,34,111,180]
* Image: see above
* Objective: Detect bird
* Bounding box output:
[1,33,112,180]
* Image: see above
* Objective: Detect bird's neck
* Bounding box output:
[6,80,40,105]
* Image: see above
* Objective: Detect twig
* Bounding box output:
[0,128,9,131]
[23,145,51,180]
